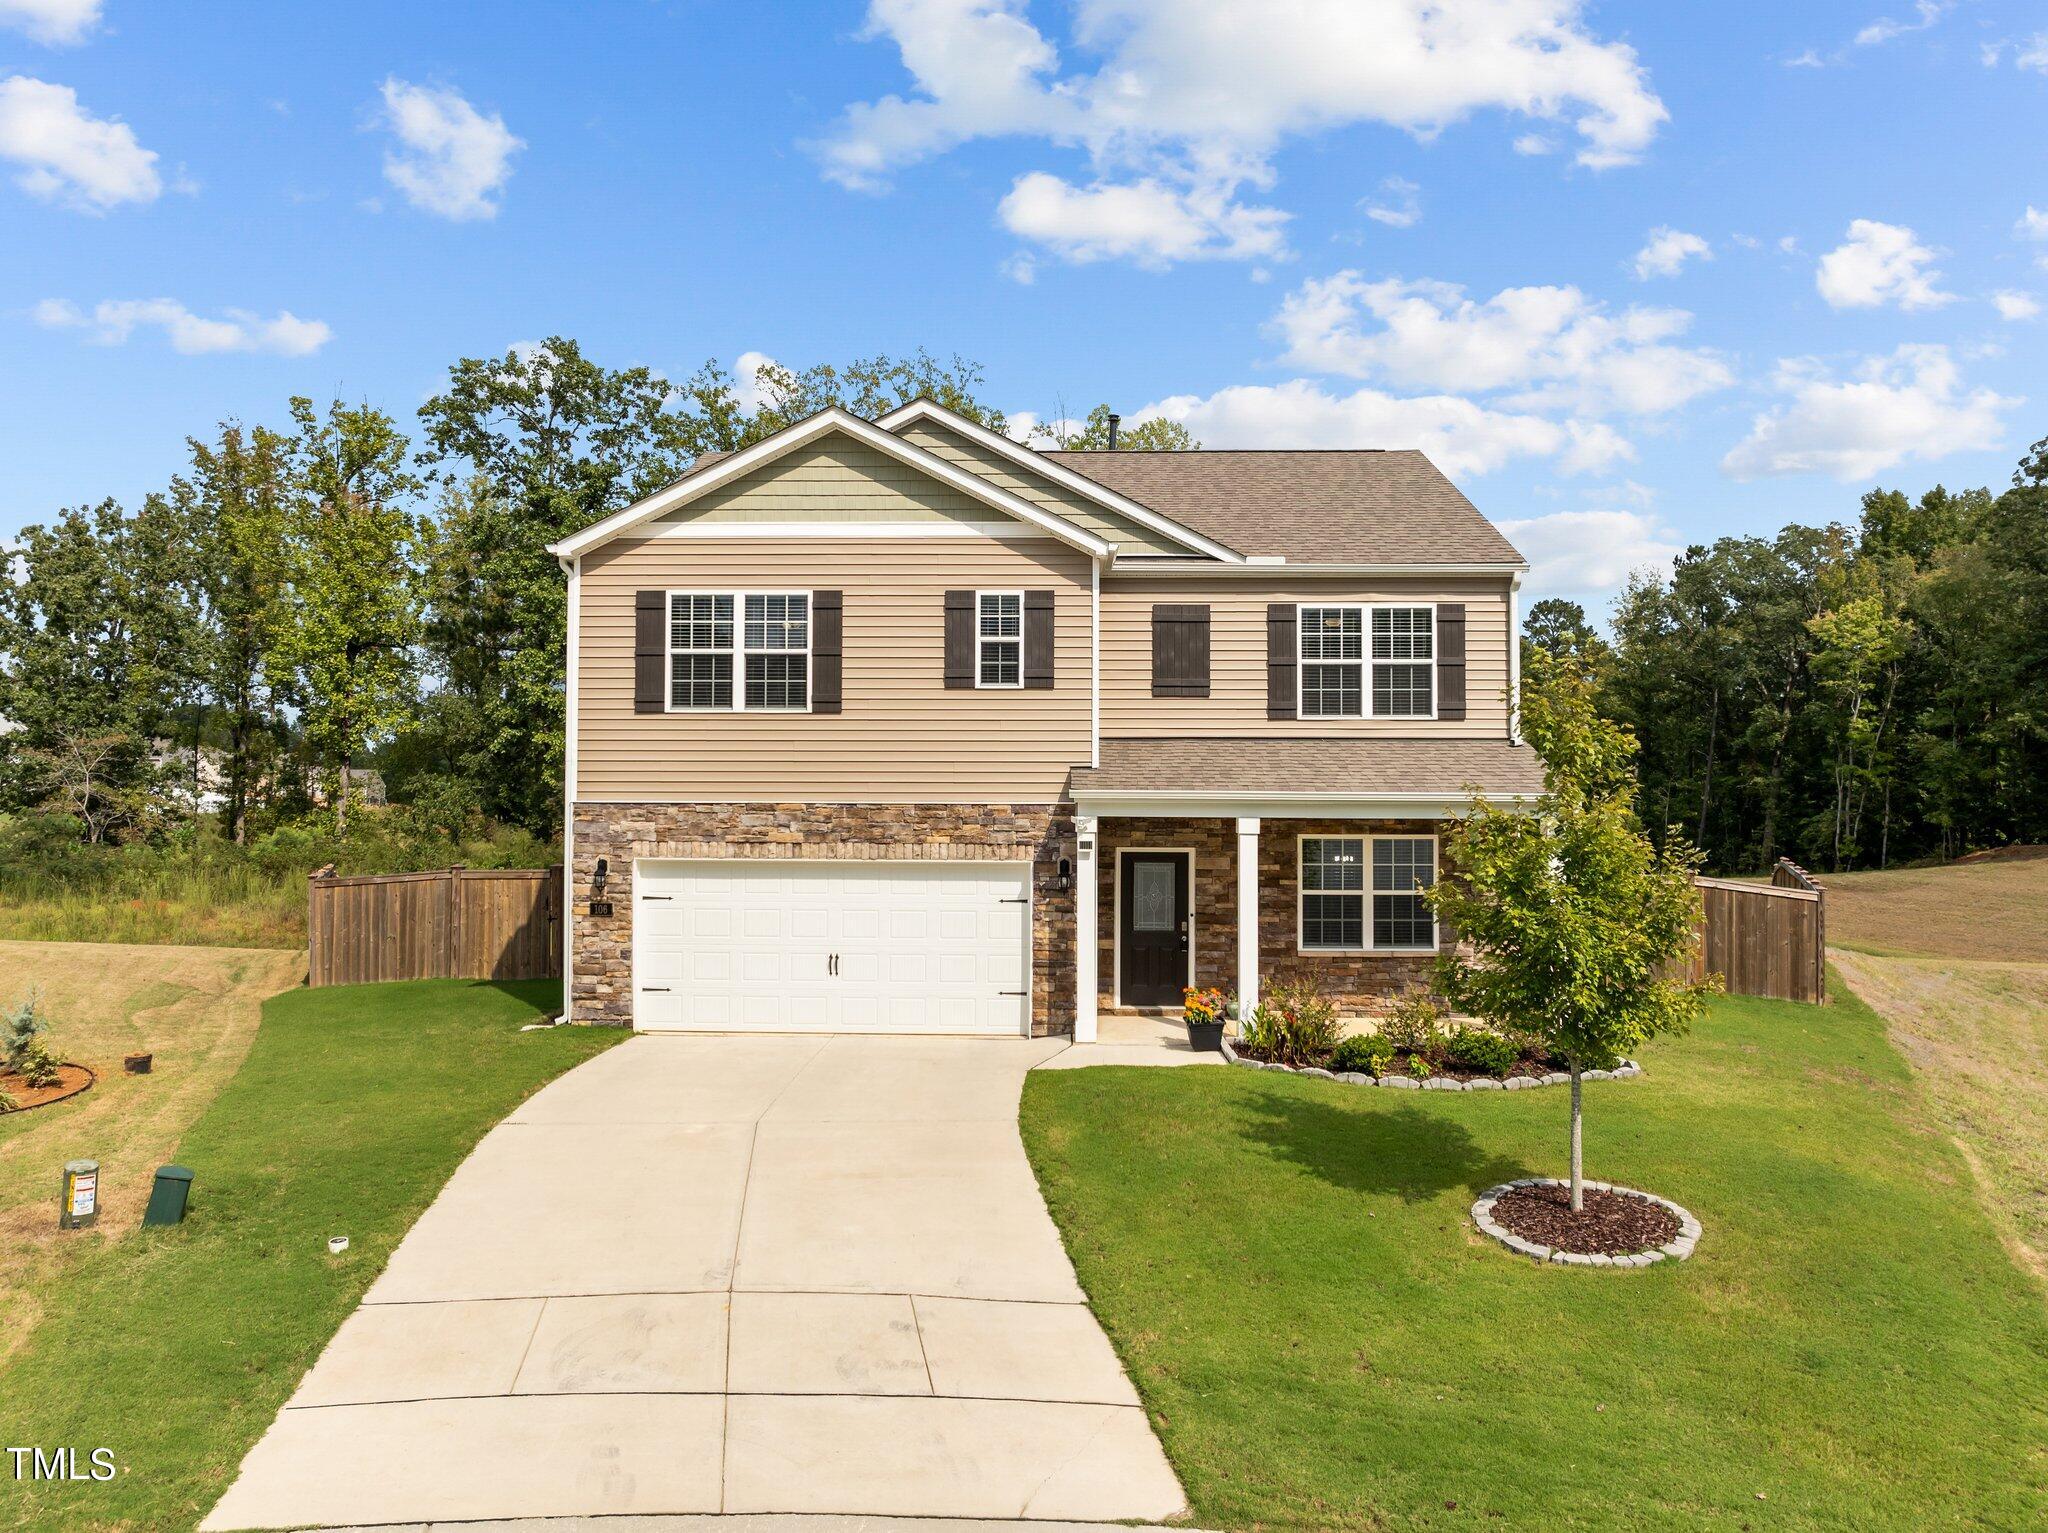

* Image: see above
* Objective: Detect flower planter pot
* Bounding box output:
[1185,1020,1225,1053]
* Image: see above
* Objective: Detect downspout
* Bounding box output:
[1507,572,1523,744]
[559,553,579,1018]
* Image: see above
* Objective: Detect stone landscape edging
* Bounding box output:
[1218,1036,1639,1092]
[1470,1178,1702,1267]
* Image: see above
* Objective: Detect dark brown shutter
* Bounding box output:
[1024,589,1055,689]
[1266,603,1297,720]
[1435,602,1466,721]
[811,590,842,714]
[1152,604,1210,697]
[634,590,666,714]
[943,590,974,688]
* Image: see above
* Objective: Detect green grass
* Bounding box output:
[0,978,621,1531]
[1021,979,2048,1531]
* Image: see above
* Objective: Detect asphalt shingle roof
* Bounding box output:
[1045,449,1525,566]
[1067,737,1546,799]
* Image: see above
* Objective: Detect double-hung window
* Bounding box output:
[1297,604,1434,717]
[1298,835,1437,952]
[1371,606,1434,717]
[1299,606,1364,716]
[667,591,809,711]
[977,591,1023,687]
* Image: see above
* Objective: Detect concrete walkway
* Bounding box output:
[204,1034,1185,1530]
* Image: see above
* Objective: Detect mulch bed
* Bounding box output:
[1234,1044,1557,1080]
[0,1061,97,1113]
[1490,1182,1681,1256]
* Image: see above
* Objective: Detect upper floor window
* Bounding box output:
[668,591,808,711]
[1298,604,1434,718]
[978,591,1023,687]
[1372,606,1434,717]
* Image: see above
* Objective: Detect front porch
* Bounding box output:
[1064,736,1546,1043]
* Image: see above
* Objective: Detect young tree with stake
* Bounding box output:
[1429,649,1714,1211]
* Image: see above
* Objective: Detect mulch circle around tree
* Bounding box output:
[0,1062,97,1113]
[1492,1182,1680,1255]
[1472,1178,1701,1267]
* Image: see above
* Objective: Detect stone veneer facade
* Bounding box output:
[1097,816,1445,1017]
[570,802,1077,1036]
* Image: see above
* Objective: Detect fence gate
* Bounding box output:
[1680,859,1827,1005]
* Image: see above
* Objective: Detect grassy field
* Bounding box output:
[0,871,307,950]
[1812,850,2048,961]
[0,941,306,1361]
[0,978,620,1532]
[1021,983,2048,1531]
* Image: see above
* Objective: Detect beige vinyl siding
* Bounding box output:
[578,536,1094,802]
[648,436,999,526]
[1100,575,1514,739]
[896,419,1199,555]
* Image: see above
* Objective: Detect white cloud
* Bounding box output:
[1814,219,1951,310]
[0,0,100,45]
[819,1,1666,267]
[1271,271,1732,418]
[35,296,332,355]
[2020,34,2048,72]
[0,75,159,210]
[1721,344,2014,481]
[2017,206,2048,242]
[1854,2,1948,50]
[1363,175,1420,229]
[1128,378,1605,479]
[999,251,1037,285]
[997,172,1288,266]
[1512,133,1555,155]
[376,78,522,221]
[1632,226,1710,279]
[1993,290,2040,321]
[1496,505,1683,606]
[731,351,781,414]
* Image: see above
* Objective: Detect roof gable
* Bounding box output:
[548,407,1112,560]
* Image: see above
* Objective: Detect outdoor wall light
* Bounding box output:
[1056,857,1072,893]
[592,857,609,896]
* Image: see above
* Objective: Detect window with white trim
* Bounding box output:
[669,593,734,709]
[1300,606,1364,717]
[1372,837,1437,949]
[1372,606,1434,717]
[1300,836,1366,949]
[667,591,809,711]
[1298,835,1438,952]
[977,591,1022,687]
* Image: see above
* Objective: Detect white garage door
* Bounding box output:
[632,860,1033,1035]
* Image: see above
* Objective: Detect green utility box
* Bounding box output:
[59,1159,99,1230]
[142,1164,193,1227]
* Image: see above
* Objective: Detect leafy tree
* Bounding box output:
[1033,402,1199,450]
[274,397,424,833]
[740,348,1011,441]
[1430,648,1712,1210]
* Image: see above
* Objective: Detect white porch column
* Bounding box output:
[1235,817,1261,1024]
[1073,815,1099,1042]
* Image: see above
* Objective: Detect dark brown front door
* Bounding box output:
[1119,851,1190,1007]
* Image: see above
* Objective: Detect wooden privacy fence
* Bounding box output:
[1679,859,1827,1004]
[308,866,562,988]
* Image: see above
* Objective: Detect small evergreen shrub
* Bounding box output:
[2,988,47,1073]
[16,1042,61,1090]
[1330,1034,1393,1075]
[1448,1028,1521,1077]
[1381,992,1453,1066]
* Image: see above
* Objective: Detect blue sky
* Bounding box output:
[3,0,2045,615]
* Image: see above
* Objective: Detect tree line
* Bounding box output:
[1530,437,2048,874]
[0,343,1183,852]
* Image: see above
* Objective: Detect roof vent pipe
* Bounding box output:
[1106,413,1120,450]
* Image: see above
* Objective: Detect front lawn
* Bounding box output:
[0,978,621,1532]
[1021,980,2048,1531]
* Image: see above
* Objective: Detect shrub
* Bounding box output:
[1448,1027,1521,1077]
[1381,992,1453,1066]
[1330,1034,1394,1076]
[16,1041,61,1090]
[2,988,47,1073]
[1239,976,1341,1066]
[0,1083,16,1112]
[1407,1052,1433,1080]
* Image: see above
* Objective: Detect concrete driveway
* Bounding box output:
[204,1034,1185,1529]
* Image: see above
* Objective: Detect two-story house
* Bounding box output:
[551,398,1541,1040]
